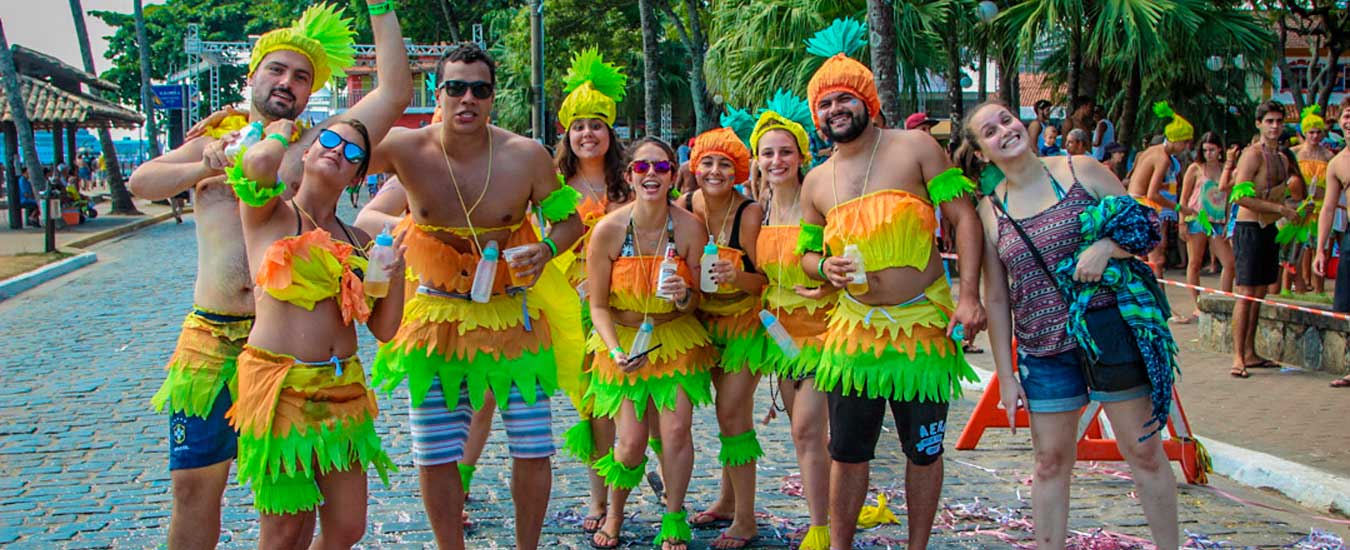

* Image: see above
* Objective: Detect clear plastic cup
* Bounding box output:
[502,245,537,287]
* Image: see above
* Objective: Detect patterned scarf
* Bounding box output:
[1052,195,1180,441]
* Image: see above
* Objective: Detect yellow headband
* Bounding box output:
[1302,105,1327,132]
[1152,101,1194,143]
[750,89,814,162]
[248,4,356,93]
[558,48,627,130]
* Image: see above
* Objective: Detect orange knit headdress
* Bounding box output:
[691,128,751,184]
[805,18,879,131]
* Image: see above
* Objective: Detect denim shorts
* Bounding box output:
[1017,350,1150,413]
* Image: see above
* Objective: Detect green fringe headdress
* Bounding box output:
[558,48,628,129]
[720,106,757,149]
[1152,101,1194,143]
[249,4,357,92]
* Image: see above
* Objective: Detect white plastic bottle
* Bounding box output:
[224,121,265,158]
[758,310,801,359]
[842,243,869,294]
[630,320,654,356]
[471,240,500,304]
[655,243,680,300]
[700,242,721,293]
[363,224,395,298]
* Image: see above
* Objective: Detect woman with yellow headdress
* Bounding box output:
[1287,105,1335,294]
[750,89,835,550]
[552,47,637,535]
[678,127,768,548]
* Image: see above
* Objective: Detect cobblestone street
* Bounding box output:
[1,212,1345,549]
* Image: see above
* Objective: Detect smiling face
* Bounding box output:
[438,60,495,134]
[249,50,315,120]
[1341,108,1350,136]
[302,122,367,190]
[970,103,1032,164]
[568,118,611,160]
[756,129,802,187]
[816,91,869,143]
[696,153,737,197]
[626,143,676,203]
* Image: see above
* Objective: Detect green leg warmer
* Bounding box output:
[592,450,647,490]
[717,429,764,467]
[648,436,664,457]
[562,419,597,464]
[253,471,322,515]
[458,463,476,494]
[652,509,692,546]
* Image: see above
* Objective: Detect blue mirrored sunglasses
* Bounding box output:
[318,129,366,164]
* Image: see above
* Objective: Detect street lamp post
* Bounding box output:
[529,0,546,143]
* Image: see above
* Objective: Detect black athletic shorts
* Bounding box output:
[827,387,949,465]
[1233,221,1279,287]
[1336,233,1350,313]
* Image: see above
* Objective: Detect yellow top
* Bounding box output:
[255,228,370,325]
[825,189,937,273]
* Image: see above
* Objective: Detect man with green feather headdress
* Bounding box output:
[1127,101,1193,278]
[128,2,409,546]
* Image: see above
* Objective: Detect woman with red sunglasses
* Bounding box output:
[584,137,715,550]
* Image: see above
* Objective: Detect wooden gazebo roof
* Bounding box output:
[10,45,120,94]
[0,74,143,129]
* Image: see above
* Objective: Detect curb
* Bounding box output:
[0,251,98,301]
[65,209,182,250]
[961,363,1350,516]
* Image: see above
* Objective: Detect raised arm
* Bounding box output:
[333,2,412,146]
[354,176,407,235]
[236,119,298,225]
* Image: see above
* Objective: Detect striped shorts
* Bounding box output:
[409,378,555,466]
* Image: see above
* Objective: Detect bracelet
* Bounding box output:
[817,257,828,280]
[367,0,396,15]
[609,346,625,360]
[674,287,692,310]
[541,237,558,257]
[265,133,289,148]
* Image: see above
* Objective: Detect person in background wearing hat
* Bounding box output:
[796,19,986,550]
[905,112,938,134]
[1127,102,1194,278]
[1314,97,1350,388]
[127,3,402,546]
[1288,105,1333,294]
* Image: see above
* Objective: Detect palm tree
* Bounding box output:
[639,0,661,135]
[133,0,160,159]
[68,0,139,214]
[867,0,901,125]
[1,22,57,250]
[656,0,715,133]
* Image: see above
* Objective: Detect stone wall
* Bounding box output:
[1198,294,1350,375]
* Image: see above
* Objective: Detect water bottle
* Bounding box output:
[759,310,801,359]
[951,323,965,343]
[842,244,869,294]
[655,243,680,300]
[700,242,721,293]
[224,121,265,158]
[630,320,654,356]
[471,240,499,304]
[364,224,395,298]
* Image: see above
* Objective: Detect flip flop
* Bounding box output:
[962,342,985,354]
[1169,313,1198,325]
[712,532,759,549]
[1331,377,1350,388]
[582,513,606,533]
[1246,359,1280,369]
[1229,367,1250,379]
[590,529,621,549]
[691,510,734,529]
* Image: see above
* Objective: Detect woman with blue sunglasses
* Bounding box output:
[223,2,412,547]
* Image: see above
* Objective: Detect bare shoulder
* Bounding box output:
[1330,150,1350,177]
[495,126,549,156]
[672,206,704,235]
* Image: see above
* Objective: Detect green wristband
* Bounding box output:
[367,0,396,16]
[609,346,625,360]
[541,237,558,257]
[817,257,827,280]
[265,133,289,148]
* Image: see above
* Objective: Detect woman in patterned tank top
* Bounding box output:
[957,101,1180,549]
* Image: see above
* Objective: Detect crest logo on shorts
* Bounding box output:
[172,418,187,445]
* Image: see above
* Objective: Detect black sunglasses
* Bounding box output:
[629,160,674,174]
[439,79,494,99]
[317,129,366,164]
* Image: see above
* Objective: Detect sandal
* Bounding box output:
[1169,312,1198,325]
[712,532,759,549]
[582,513,606,533]
[1246,359,1281,369]
[1229,367,1250,379]
[590,529,621,549]
[1331,376,1350,388]
[691,510,734,529]
[962,342,984,354]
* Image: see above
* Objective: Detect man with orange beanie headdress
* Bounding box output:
[795,18,987,550]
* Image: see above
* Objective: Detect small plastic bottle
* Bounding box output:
[363,224,395,298]
[951,323,965,343]
[224,121,265,158]
[630,320,654,356]
[758,310,801,359]
[700,242,721,293]
[655,243,680,300]
[471,240,500,304]
[842,244,869,294]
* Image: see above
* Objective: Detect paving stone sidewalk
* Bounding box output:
[0,212,1344,549]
